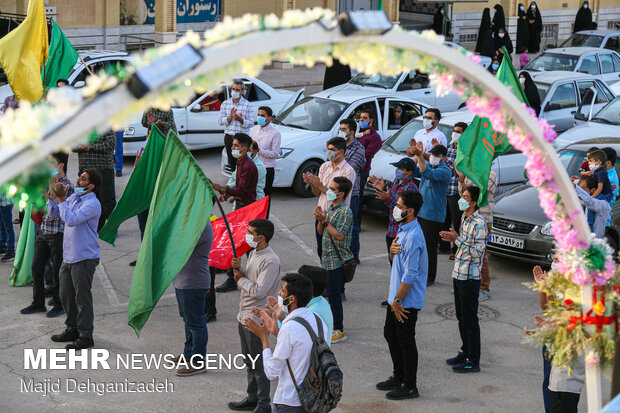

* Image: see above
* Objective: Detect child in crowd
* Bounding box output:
[587,150,614,202]
[580,146,599,176]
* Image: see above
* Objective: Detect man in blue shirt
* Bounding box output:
[50,169,102,350]
[407,141,451,286]
[602,147,619,227]
[376,190,427,401]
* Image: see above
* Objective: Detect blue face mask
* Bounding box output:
[395,169,405,181]
[326,189,338,202]
[74,186,88,196]
[51,169,60,177]
[257,116,267,126]
[358,120,369,129]
[492,63,499,70]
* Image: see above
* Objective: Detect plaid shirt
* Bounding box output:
[218,97,254,135]
[78,130,116,173]
[141,108,177,135]
[459,170,497,225]
[344,138,366,196]
[386,176,418,237]
[41,176,74,235]
[452,210,488,280]
[0,186,13,206]
[445,143,459,196]
[320,202,353,271]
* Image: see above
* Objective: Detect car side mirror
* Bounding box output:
[191,104,201,113]
[524,169,529,180]
[544,102,560,112]
[573,112,587,121]
[73,80,85,88]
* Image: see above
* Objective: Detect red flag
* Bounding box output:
[209,196,270,269]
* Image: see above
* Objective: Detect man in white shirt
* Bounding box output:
[245,273,328,413]
[219,80,254,172]
[251,106,281,203]
[412,108,447,153]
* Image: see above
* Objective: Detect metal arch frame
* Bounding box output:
[0,23,602,411]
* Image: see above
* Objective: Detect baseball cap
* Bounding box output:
[390,157,416,171]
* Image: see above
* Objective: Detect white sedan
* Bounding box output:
[122,75,304,155]
[221,88,428,197]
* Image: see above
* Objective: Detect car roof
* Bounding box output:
[530,70,595,83]
[573,30,620,36]
[79,50,130,62]
[312,87,410,104]
[436,109,474,125]
[564,137,620,152]
[544,47,607,56]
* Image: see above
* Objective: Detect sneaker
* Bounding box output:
[478,290,491,302]
[20,305,46,315]
[66,336,94,350]
[376,376,400,391]
[228,397,258,411]
[452,360,480,373]
[380,300,388,307]
[331,329,347,343]
[170,354,183,364]
[46,305,65,318]
[385,383,419,400]
[206,313,217,323]
[176,365,206,377]
[216,278,237,293]
[51,328,79,342]
[1,251,15,262]
[445,352,466,366]
[115,170,122,177]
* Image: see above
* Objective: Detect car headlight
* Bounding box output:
[540,220,553,236]
[278,148,293,159]
[124,127,135,136]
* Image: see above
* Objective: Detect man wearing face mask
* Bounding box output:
[313,176,353,344]
[226,140,266,201]
[440,186,488,374]
[413,108,446,154]
[407,142,451,286]
[445,122,468,260]
[228,219,280,413]
[340,119,366,264]
[219,80,254,172]
[251,106,280,211]
[357,110,382,216]
[303,137,355,258]
[50,169,102,350]
[377,190,427,400]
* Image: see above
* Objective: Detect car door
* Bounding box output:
[576,54,601,79]
[341,98,382,138]
[603,35,620,53]
[541,81,579,132]
[598,53,620,85]
[576,80,611,121]
[396,71,436,108]
[183,89,227,149]
[383,98,425,141]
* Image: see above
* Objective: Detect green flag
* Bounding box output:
[9,202,34,287]
[42,21,78,90]
[128,132,216,337]
[455,48,529,207]
[99,125,167,246]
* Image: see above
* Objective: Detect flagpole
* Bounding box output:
[212,193,238,260]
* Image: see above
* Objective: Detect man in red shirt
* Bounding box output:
[357,109,382,226]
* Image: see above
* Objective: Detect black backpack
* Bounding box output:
[286,314,343,413]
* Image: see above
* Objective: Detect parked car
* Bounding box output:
[558,30,620,53]
[362,109,528,216]
[221,90,428,197]
[444,41,493,70]
[0,50,132,111]
[523,47,620,85]
[123,75,304,155]
[530,71,615,132]
[554,96,620,149]
[487,137,620,267]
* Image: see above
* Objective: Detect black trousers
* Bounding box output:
[224,133,237,172]
[453,278,481,365]
[384,306,419,389]
[59,258,99,336]
[549,391,580,413]
[418,217,442,283]
[205,267,217,315]
[137,209,149,240]
[32,231,63,307]
[446,195,463,254]
[265,167,274,218]
[98,168,116,231]
[238,322,271,407]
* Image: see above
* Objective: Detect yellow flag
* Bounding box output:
[0,0,48,103]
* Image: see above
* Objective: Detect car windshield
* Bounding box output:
[349,73,400,89]
[382,118,453,154]
[592,97,620,125]
[560,34,604,48]
[273,97,347,132]
[534,82,551,101]
[524,53,579,72]
[558,149,587,177]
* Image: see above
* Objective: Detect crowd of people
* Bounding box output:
[1,74,617,412]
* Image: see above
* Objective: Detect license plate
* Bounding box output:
[488,234,524,249]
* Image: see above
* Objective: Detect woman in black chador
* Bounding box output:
[475,8,496,58]
[516,3,529,53]
[432,6,446,35]
[491,4,506,35]
[573,1,593,33]
[527,2,543,53]
[519,71,541,116]
[494,27,513,62]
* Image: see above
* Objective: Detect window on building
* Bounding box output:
[607,21,620,30]
[459,32,478,44]
[541,24,558,40]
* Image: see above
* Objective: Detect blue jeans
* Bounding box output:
[543,345,552,413]
[0,204,15,253]
[114,131,124,172]
[175,288,208,359]
[349,195,360,258]
[326,266,344,331]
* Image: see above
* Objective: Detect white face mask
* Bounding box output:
[519,77,526,85]
[392,206,408,222]
[499,33,505,38]
[423,118,434,130]
[458,197,470,211]
[531,4,536,9]
[232,149,243,159]
[277,295,289,315]
[452,132,461,143]
[429,156,441,166]
[245,233,259,248]
[231,91,241,99]
[589,162,599,171]
[337,130,348,139]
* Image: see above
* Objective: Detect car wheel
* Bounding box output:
[293,160,322,198]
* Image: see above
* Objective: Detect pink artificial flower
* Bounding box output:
[467,53,482,65]
[571,265,591,285]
